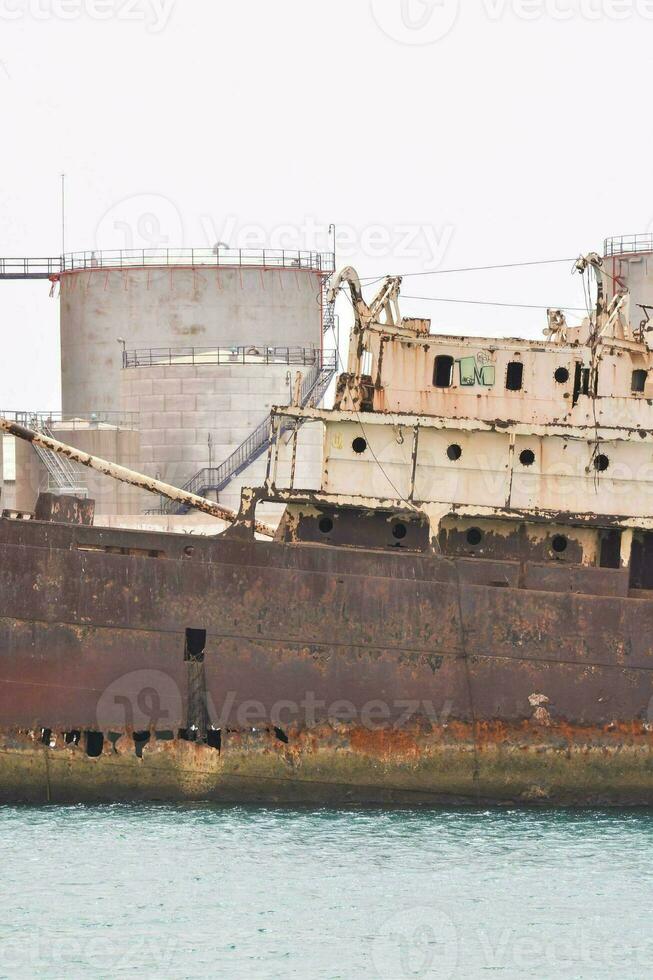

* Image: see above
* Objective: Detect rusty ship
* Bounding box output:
[3,244,653,806]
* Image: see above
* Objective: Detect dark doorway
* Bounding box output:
[599,530,621,569]
[629,533,653,589]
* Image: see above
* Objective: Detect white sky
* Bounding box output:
[1,0,652,410]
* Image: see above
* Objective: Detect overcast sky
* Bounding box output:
[1,0,652,409]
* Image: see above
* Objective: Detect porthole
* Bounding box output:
[554,367,570,384]
[519,449,535,466]
[594,453,609,472]
[466,527,483,546]
[552,534,568,554]
[447,443,462,461]
[352,437,367,454]
[318,517,334,534]
[392,522,407,540]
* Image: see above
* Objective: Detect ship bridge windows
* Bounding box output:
[505,361,524,391]
[433,355,454,388]
[632,369,647,393]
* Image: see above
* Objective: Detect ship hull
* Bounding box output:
[2,517,653,806]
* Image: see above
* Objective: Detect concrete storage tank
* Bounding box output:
[59,249,334,415]
[54,248,335,515]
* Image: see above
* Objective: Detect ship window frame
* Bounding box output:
[505,361,524,391]
[554,366,570,385]
[632,369,647,394]
[433,355,454,389]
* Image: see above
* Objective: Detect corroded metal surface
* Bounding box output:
[2,516,653,805]
[34,492,95,526]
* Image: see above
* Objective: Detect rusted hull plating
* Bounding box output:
[2,517,653,806]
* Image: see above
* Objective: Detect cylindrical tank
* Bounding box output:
[59,249,333,415]
[603,235,653,335]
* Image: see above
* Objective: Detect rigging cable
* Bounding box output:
[357,256,578,285]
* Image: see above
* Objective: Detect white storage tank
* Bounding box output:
[59,249,333,415]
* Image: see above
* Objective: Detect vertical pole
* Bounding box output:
[60,172,66,261]
[329,223,336,269]
[409,424,420,501]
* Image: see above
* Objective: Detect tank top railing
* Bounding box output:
[60,249,335,273]
[604,235,653,257]
[0,250,335,279]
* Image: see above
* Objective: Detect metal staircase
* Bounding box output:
[160,351,337,514]
[28,416,87,496]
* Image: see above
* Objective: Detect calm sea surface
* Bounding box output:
[1,804,652,979]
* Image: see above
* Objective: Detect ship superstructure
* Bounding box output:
[247,255,653,591]
[3,240,653,806]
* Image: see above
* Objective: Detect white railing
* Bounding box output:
[604,235,653,257]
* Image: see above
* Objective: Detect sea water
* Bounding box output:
[1,804,652,979]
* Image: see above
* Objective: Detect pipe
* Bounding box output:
[0,417,275,538]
